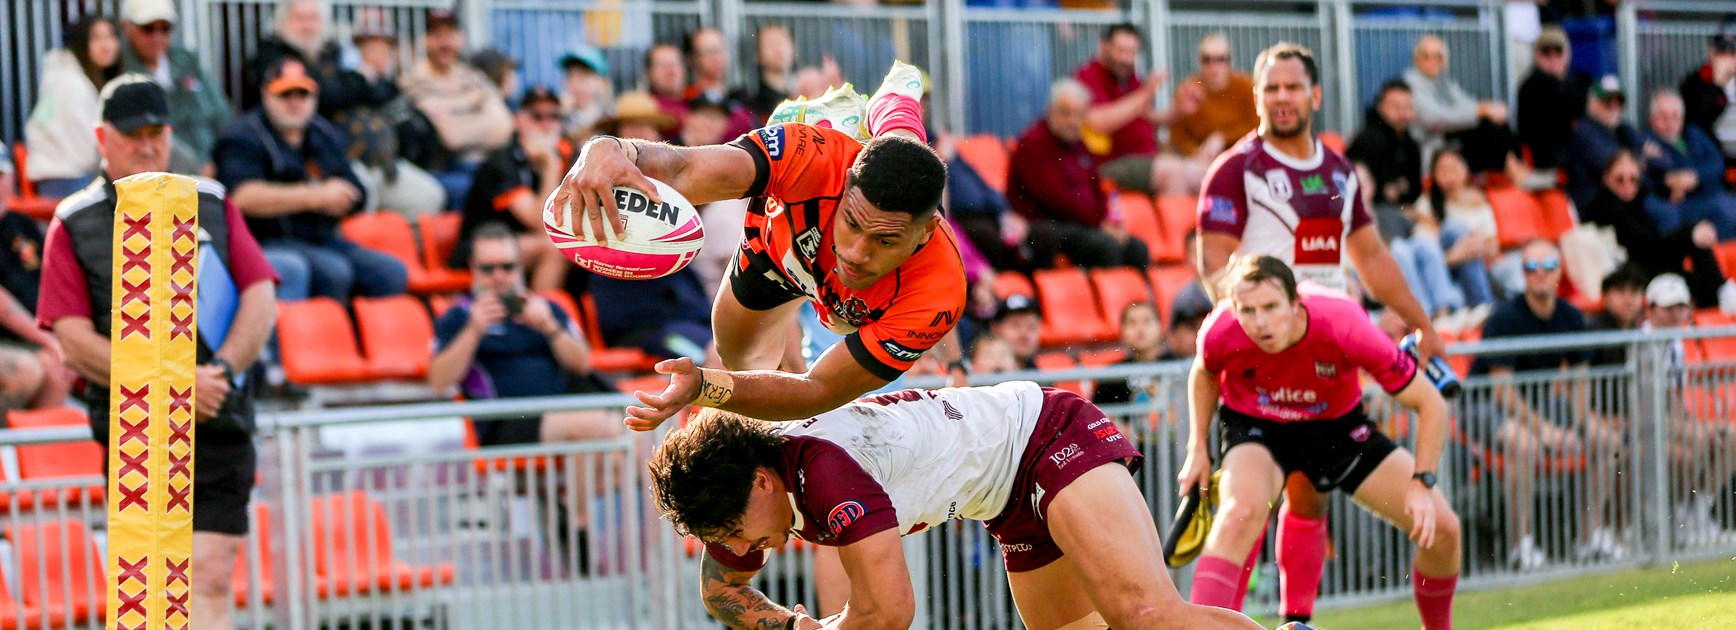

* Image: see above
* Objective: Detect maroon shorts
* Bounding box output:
[983,387,1142,572]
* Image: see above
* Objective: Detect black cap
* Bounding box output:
[993,293,1041,322]
[1715,14,1736,52]
[686,92,731,115]
[426,8,459,31]
[519,85,560,109]
[100,74,171,133]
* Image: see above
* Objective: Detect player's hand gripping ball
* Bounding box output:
[543,178,704,280]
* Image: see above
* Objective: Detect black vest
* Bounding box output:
[56,177,255,438]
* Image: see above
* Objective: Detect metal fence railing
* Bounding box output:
[0,328,1733,628]
[9,0,1736,151]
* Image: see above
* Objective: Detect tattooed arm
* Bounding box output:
[700,552,804,630]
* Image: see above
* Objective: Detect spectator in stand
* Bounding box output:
[1642,273,1735,544]
[1642,90,1736,239]
[1586,264,1648,367]
[455,86,573,291]
[1580,150,1725,307]
[1405,35,1537,186]
[1075,23,1191,194]
[40,75,278,629]
[1412,148,1510,311]
[428,223,613,446]
[1516,27,1590,174]
[989,294,1041,371]
[1008,78,1150,270]
[1679,15,1736,163]
[399,9,514,208]
[336,16,447,217]
[645,42,689,121]
[243,0,367,118]
[932,128,1023,271]
[215,57,408,302]
[1092,302,1168,406]
[587,263,713,362]
[677,93,733,148]
[1469,238,1625,570]
[680,93,753,299]
[468,49,522,100]
[0,197,70,411]
[594,92,678,143]
[1167,299,1209,360]
[25,16,120,198]
[1164,33,1258,193]
[733,22,796,124]
[1347,80,1424,208]
[118,0,229,176]
[1173,228,1212,322]
[966,333,1017,375]
[1566,75,1643,207]
[682,27,757,138]
[558,46,612,143]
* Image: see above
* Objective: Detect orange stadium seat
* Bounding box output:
[340,213,471,294]
[1155,196,1198,252]
[1534,189,1577,240]
[7,143,61,221]
[276,298,372,384]
[956,135,1010,194]
[310,492,455,598]
[994,270,1036,300]
[1715,242,1736,278]
[1114,192,1171,263]
[1148,264,1198,327]
[571,291,661,372]
[9,519,102,625]
[1487,186,1545,249]
[1090,267,1153,337]
[1033,268,1107,346]
[0,558,59,630]
[232,502,307,607]
[418,212,470,274]
[7,408,103,510]
[1079,347,1128,366]
[353,296,435,380]
[1318,132,1346,154]
[1034,352,1087,396]
[1696,310,1736,360]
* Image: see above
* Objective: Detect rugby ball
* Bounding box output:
[543,178,704,280]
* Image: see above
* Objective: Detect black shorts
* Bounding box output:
[1218,405,1398,494]
[96,426,256,536]
[726,246,805,311]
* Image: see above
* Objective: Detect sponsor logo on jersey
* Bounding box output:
[1315,361,1337,379]
[1331,170,1349,195]
[1049,443,1084,468]
[1294,217,1344,265]
[795,227,822,259]
[879,338,923,363]
[829,295,871,326]
[1031,482,1048,520]
[1259,387,1320,404]
[1266,170,1293,201]
[1349,424,1372,443]
[758,126,786,160]
[942,401,963,421]
[613,189,680,225]
[1002,542,1035,553]
[1206,196,1238,224]
[1300,173,1327,195]
[827,501,865,533]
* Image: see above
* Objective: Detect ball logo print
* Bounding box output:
[544,177,705,280]
[828,501,866,534]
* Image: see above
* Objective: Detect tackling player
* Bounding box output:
[550,64,967,429]
[1193,42,1448,624]
[1179,255,1458,630]
[649,382,1264,630]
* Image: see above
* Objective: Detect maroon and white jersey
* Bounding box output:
[706,381,1046,571]
[1198,291,1418,422]
[1197,133,1373,292]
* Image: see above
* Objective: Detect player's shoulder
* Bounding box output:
[54,180,112,220]
[1318,142,1357,171]
[1302,291,1365,324]
[1208,134,1261,171]
[906,223,968,292]
[752,123,860,164]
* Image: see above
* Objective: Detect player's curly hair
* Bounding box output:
[647,408,787,540]
[849,135,947,216]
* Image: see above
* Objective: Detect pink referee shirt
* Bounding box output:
[1198,291,1417,422]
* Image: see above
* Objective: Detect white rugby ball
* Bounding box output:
[543,178,704,280]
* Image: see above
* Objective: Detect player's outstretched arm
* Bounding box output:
[699,553,814,630]
[550,137,759,244]
[1392,375,1449,485]
[625,351,891,429]
[1347,225,1445,361]
[828,529,915,630]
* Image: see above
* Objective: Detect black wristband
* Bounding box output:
[785,614,798,630]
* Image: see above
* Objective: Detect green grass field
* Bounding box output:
[1271,557,1736,629]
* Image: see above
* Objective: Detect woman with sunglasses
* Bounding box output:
[1580,150,1726,306]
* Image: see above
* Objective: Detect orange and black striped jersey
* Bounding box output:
[726,123,966,380]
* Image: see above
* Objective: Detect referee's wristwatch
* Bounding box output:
[1411,471,1437,489]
